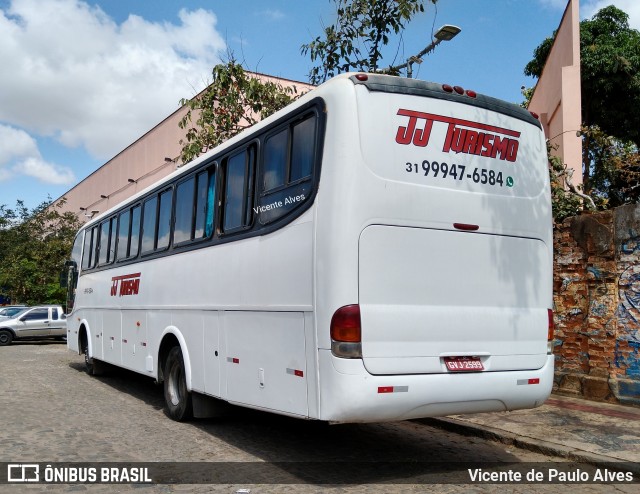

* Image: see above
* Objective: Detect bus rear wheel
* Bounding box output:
[164,346,193,421]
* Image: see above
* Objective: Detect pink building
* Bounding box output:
[528,0,582,188]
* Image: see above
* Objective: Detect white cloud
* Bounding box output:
[0,125,40,166]
[259,9,285,22]
[15,156,76,185]
[0,124,75,184]
[0,0,226,165]
[581,1,640,29]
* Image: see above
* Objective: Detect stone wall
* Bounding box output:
[554,204,640,405]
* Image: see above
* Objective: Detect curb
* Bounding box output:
[419,417,640,475]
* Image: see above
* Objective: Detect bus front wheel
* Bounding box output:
[164,346,193,421]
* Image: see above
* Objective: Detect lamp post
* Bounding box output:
[383,24,461,78]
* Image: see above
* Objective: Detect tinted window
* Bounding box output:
[290,116,316,182]
[263,129,287,191]
[116,210,130,260]
[157,189,172,250]
[257,113,317,225]
[174,177,195,244]
[91,226,100,267]
[141,197,157,254]
[195,169,216,239]
[130,205,141,258]
[82,228,93,270]
[22,308,48,321]
[224,152,248,231]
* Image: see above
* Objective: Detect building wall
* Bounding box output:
[554,204,640,405]
[528,0,582,188]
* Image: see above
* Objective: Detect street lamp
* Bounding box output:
[384,24,461,78]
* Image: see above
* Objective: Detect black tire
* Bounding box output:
[83,342,95,375]
[164,346,193,421]
[0,330,13,346]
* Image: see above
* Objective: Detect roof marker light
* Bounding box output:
[530,111,540,119]
[453,86,464,95]
[453,223,479,231]
[442,84,453,93]
[466,89,477,98]
[355,74,369,81]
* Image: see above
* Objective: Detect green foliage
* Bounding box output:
[301,0,434,84]
[547,143,583,221]
[178,58,301,164]
[0,199,81,305]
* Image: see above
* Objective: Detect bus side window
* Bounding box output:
[141,196,158,255]
[223,147,255,233]
[257,113,317,225]
[195,167,216,239]
[263,129,287,191]
[290,115,316,182]
[130,205,141,257]
[98,217,116,265]
[174,177,196,245]
[91,226,100,268]
[81,228,93,270]
[156,189,173,251]
[116,209,131,260]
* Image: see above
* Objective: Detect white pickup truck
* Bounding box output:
[0,305,66,346]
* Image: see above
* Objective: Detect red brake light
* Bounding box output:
[355,74,368,81]
[453,223,479,231]
[548,309,554,341]
[530,111,540,120]
[330,305,361,342]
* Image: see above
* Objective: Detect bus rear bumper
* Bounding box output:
[318,350,554,423]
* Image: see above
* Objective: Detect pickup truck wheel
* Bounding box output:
[0,330,12,346]
[164,346,193,421]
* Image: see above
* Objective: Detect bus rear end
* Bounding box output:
[316,74,553,422]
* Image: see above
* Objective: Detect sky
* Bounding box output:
[1,0,639,210]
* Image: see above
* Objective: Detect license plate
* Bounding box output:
[444,356,484,372]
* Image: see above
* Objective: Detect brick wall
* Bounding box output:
[554,204,640,405]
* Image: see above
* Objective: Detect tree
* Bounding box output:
[178,57,301,164]
[0,199,81,305]
[525,5,640,211]
[301,0,435,85]
[179,1,438,163]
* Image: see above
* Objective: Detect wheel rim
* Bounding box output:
[0,333,9,344]
[167,360,183,407]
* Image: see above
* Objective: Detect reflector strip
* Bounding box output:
[286,368,304,377]
[377,386,409,394]
[226,357,240,364]
[517,378,540,385]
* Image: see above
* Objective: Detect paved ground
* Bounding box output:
[0,342,637,493]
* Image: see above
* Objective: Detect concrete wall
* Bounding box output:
[554,204,640,405]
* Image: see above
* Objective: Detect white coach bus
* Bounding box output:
[65,73,554,423]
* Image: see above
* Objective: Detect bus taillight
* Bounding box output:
[330,304,362,358]
[547,309,555,354]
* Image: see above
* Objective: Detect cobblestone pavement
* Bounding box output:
[0,343,635,493]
